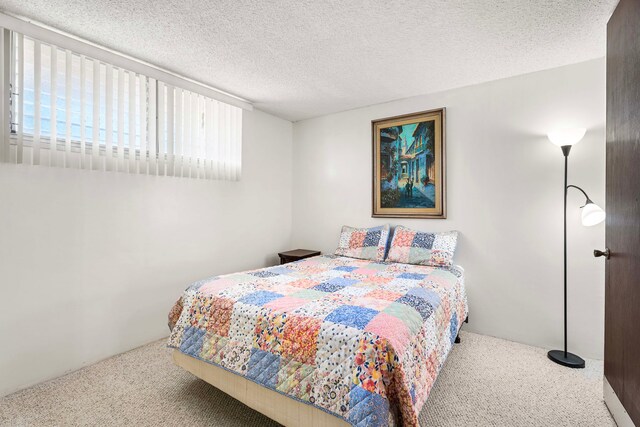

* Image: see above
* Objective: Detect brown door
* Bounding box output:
[605,0,640,424]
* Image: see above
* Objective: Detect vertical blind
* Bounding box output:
[5,31,242,180]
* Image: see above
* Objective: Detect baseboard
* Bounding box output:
[604,377,636,427]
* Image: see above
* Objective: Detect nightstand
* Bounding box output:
[278,249,321,264]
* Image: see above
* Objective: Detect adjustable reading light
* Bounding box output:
[566,185,606,227]
[546,128,605,369]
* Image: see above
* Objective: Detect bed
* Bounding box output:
[168,254,467,426]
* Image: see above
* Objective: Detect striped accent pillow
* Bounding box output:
[386,226,458,268]
[334,225,390,262]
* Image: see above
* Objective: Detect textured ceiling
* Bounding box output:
[0,0,618,121]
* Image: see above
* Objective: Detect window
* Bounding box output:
[3,29,243,180]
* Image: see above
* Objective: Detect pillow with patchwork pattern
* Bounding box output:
[386,226,458,268]
[334,224,390,262]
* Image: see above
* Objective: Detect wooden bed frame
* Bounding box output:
[173,350,350,427]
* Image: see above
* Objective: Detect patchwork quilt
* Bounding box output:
[168,255,468,427]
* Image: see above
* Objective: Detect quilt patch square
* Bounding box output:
[276,358,315,401]
[322,268,348,279]
[334,286,371,298]
[409,247,431,264]
[365,312,411,354]
[431,250,453,269]
[353,332,397,396]
[228,302,264,346]
[187,275,218,292]
[412,232,435,249]
[334,266,358,272]
[224,273,258,284]
[246,348,281,388]
[264,296,308,312]
[293,265,326,275]
[365,289,403,301]
[348,385,389,426]
[265,274,297,284]
[288,278,319,289]
[249,270,279,278]
[407,287,442,308]
[198,278,235,296]
[219,340,252,375]
[398,273,427,280]
[364,262,389,271]
[425,273,456,290]
[360,275,393,286]
[363,230,382,247]
[328,277,359,287]
[449,313,459,345]
[325,305,378,330]
[352,268,378,276]
[383,302,423,335]
[292,298,340,318]
[395,294,434,321]
[291,289,328,300]
[238,290,283,306]
[381,279,414,294]
[206,297,235,337]
[327,293,354,306]
[281,316,322,364]
[310,376,353,415]
[168,323,185,348]
[179,326,206,358]
[254,311,288,353]
[352,296,393,311]
[388,246,410,261]
[189,294,213,329]
[363,247,379,260]
[315,322,361,366]
[314,282,347,293]
[200,333,229,364]
[265,266,292,275]
[263,283,298,296]
[349,231,367,248]
[218,283,258,300]
[391,227,415,247]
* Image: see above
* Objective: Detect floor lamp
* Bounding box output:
[547,128,606,369]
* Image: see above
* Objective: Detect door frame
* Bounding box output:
[605,378,636,427]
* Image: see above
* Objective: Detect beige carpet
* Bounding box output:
[0,332,615,426]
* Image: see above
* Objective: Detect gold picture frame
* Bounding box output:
[372,108,446,218]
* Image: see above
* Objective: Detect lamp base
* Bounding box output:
[547,350,585,368]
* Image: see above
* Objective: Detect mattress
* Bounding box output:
[168,255,468,426]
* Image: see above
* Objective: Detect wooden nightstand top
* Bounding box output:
[278,249,321,264]
[278,249,321,258]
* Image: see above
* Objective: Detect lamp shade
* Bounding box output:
[548,128,587,147]
[581,202,606,226]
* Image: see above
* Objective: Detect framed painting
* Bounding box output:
[372,108,446,218]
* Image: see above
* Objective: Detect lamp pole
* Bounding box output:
[547,145,585,368]
[563,145,569,359]
[546,127,604,368]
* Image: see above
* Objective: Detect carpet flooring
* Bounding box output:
[0,331,615,426]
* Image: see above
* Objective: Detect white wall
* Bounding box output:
[0,109,292,396]
[291,59,606,359]
[0,59,608,398]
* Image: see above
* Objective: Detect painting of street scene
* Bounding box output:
[372,109,445,218]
